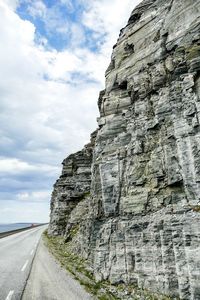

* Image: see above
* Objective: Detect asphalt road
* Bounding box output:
[0,225,47,300]
[22,237,94,300]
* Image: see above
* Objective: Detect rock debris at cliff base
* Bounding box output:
[48,0,200,299]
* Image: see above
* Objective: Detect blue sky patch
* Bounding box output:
[16,0,103,52]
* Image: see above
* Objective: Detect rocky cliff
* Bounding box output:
[48,131,96,236]
[48,0,200,299]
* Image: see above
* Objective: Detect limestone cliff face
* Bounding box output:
[49,0,200,299]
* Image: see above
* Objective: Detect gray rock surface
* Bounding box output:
[49,0,200,299]
[48,131,96,236]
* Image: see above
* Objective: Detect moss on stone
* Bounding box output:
[175,46,185,56]
[65,225,80,243]
[186,45,200,60]
[57,216,68,223]
[79,193,90,203]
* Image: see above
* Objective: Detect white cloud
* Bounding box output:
[60,0,74,11]
[82,0,141,50]
[27,1,70,36]
[0,158,34,173]
[4,0,19,10]
[0,200,50,222]
[56,25,69,34]
[17,190,52,201]
[27,0,46,18]
[0,158,60,175]
[0,2,34,47]
[70,23,86,47]
[0,1,100,167]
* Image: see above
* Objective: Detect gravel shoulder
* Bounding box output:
[22,236,94,300]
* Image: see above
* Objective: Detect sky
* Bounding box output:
[0,0,141,223]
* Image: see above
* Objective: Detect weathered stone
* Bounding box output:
[48,131,96,236]
[49,0,200,299]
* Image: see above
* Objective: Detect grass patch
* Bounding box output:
[79,193,90,203]
[186,45,200,60]
[65,226,80,242]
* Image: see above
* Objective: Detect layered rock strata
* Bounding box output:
[48,131,96,236]
[49,0,200,299]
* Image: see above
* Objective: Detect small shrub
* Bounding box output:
[193,206,200,212]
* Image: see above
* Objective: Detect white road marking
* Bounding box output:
[30,249,34,255]
[21,260,29,272]
[5,290,14,300]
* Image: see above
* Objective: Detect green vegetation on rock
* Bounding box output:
[186,45,200,60]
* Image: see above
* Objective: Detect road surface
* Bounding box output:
[0,225,47,300]
[22,237,94,300]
